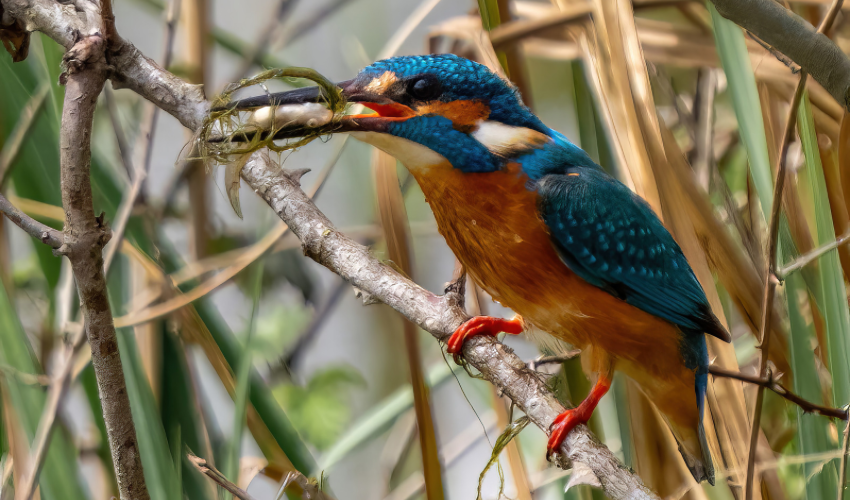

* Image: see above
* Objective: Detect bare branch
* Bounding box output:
[188,452,259,500]
[839,417,850,499]
[708,0,850,110]
[57,32,150,500]
[0,192,62,248]
[778,229,850,278]
[109,38,207,129]
[240,150,659,500]
[709,366,848,420]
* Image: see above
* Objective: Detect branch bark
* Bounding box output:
[188,453,258,500]
[709,366,848,420]
[0,193,62,248]
[57,33,150,500]
[240,150,659,500]
[709,0,850,110]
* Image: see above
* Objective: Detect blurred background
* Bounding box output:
[2,0,850,499]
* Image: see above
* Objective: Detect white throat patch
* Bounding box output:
[350,131,448,172]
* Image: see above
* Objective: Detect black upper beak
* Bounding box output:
[212,79,356,112]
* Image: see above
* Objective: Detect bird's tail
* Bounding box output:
[635,360,716,485]
[669,367,715,485]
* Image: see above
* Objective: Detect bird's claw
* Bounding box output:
[446,315,524,361]
[546,408,585,460]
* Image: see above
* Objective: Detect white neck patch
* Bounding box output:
[471,120,550,157]
[350,131,448,172]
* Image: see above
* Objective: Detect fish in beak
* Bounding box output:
[213,78,417,140]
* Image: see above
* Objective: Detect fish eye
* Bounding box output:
[409,76,442,101]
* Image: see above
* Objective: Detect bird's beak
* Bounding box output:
[218,78,416,139]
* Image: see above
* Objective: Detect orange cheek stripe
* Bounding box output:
[417,100,490,129]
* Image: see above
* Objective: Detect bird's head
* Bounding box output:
[229,54,596,177]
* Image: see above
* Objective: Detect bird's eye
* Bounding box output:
[409,77,441,101]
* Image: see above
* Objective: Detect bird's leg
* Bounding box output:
[446,315,524,355]
[546,374,612,459]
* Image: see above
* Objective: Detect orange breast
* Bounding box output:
[413,162,700,429]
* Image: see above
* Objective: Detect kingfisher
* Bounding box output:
[225,54,731,484]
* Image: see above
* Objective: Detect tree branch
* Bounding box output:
[0,192,62,248]
[240,150,659,500]
[709,366,848,420]
[708,0,850,110]
[778,228,850,278]
[188,453,258,500]
[57,33,150,500]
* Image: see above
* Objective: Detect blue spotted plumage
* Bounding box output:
[535,165,722,340]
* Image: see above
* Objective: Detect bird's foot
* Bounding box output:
[446,315,524,358]
[546,408,590,460]
[546,375,612,460]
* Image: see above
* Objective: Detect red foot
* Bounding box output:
[446,316,524,355]
[547,376,612,459]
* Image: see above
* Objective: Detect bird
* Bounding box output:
[224,54,731,484]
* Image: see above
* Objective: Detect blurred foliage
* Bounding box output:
[274,367,365,450]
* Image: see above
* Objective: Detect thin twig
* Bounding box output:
[778,229,850,278]
[0,83,49,185]
[188,452,259,500]
[0,193,63,248]
[746,72,807,500]
[745,3,844,498]
[709,366,848,420]
[839,413,850,499]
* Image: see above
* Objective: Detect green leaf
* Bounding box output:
[317,362,460,473]
[797,92,850,408]
[160,325,215,500]
[274,366,365,450]
[708,3,773,219]
[786,271,835,498]
[0,38,64,291]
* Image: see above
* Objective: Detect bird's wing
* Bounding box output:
[536,168,729,341]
